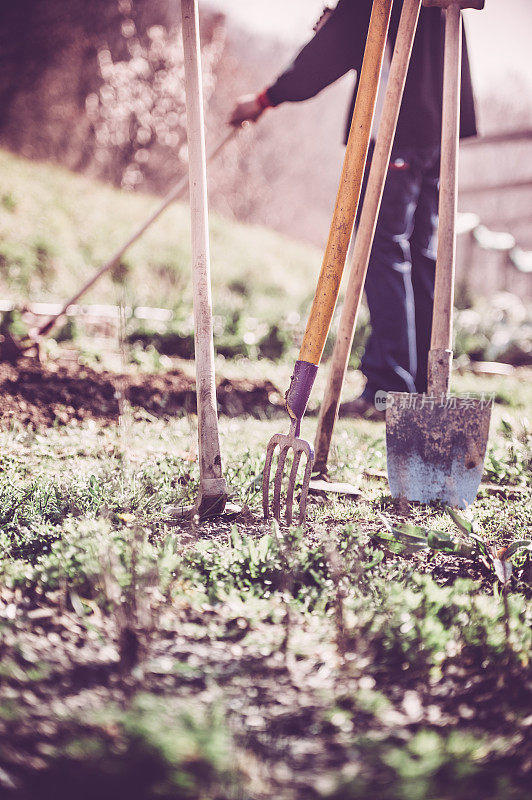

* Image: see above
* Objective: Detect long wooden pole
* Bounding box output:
[181,0,227,517]
[298,0,393,368]
[427,2,461,394]
[313,0,422,475]
[283,0,393,430]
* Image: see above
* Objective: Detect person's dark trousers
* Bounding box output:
[359,143,440,402]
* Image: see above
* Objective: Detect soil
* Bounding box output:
[1,360,530,797]
[0,359,284,429]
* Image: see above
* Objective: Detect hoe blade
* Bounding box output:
[386,392,492,508]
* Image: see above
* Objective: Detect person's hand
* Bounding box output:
[229,94,265,127]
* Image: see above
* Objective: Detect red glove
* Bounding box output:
[229,90,272,127]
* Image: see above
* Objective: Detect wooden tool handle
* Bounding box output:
[427,2,461,395]
[298,0,393,367]
[423,1,484,9]
[181,0,227,510]
[314,0,422,474]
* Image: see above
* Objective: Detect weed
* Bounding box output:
[485,418,531,486]
[344,574,531,681]
[0,474,107,558]
[0,519,179,603]
[10,695,238,800]
[326,729,528,800]
[183,525,383,609]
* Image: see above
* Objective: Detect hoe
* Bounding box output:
[181,0,228,518]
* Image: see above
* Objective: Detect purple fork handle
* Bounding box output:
[285,360,318,428]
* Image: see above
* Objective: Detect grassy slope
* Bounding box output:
[1,148,530,369]
[0,148,320,319]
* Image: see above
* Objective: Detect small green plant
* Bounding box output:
[10,695,238,800]
[326,728,528,800]
[369,508,532,586]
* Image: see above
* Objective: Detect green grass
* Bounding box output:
[0,381,530,798]
[0,148,320,323]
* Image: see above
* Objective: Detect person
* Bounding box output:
[229,0,478,420]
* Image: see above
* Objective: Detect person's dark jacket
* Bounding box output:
[266,0,478,146]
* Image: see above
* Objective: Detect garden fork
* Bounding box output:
[263,0,394,524]
[312,0,423,478]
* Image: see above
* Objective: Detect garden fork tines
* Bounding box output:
[263,416,314,525]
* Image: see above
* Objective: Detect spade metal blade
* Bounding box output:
[386,392,492,508]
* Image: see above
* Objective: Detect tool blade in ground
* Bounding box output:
[386,392,491,508]
[308,478,362,498]
[164,501,243,523]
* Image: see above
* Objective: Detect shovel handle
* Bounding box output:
[427,2,462,394]
[314,0,422,473]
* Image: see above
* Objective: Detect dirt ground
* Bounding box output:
[1,358,530,798]
[0,359,283,429]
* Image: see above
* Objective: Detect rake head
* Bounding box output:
[262,418,314,525]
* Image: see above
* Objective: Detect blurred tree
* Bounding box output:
[86,3,225,189]
[0,0,225,189]
[0,0,120,123]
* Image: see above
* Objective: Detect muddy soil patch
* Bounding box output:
[0,361,283,429]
